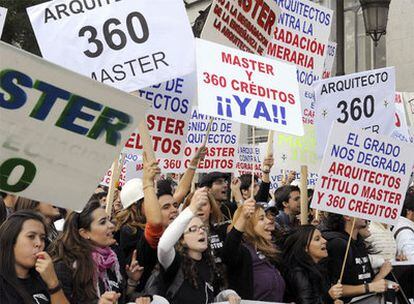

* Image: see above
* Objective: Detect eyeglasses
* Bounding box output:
[185,225,208,234]
[213,179,228,185]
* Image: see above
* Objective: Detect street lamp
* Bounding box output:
[359,0,391,46]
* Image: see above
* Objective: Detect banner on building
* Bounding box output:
[27,0,195,92]
[311,122,414,225]
[314,67,396,157]
[0,42,148,210]
[196,38,303,135]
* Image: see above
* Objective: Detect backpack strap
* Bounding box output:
[394,226,414,239]
[165,267,185,300]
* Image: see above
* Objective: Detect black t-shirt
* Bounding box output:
[324,231,374,303]
[19,276,50,304]
[163,254,215,304]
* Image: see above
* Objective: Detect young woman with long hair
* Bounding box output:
[283,225,343,304]
[157,187,240,304]
[222,200,285,302]
[14,197,62,244]
[50,200,143,304]
[0,210,69,304]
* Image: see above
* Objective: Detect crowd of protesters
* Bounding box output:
[0,147,413,304]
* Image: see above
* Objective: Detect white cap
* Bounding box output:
[120,178,144,209]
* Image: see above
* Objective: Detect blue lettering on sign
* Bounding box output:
[0,69,131,146]
[215,94,287,126]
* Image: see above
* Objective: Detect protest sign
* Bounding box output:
[123,74,195,172]
[270,124,320,172]
[101,153,142,187]
[234,145,262,177]
[201,0,280,56]
[402,92,414,131]
[185,107,240,173]
[258,142,318,190]
[0,42,148,210]
[391,92,412,142]
[0,6,6,37]
[322,41,336,79]
[196,38,303,135]
[27,0,195,92]
[314,67,396,157]
[266,0,333,125]
[311,123,414,225]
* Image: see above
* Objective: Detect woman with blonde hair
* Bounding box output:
[222,200,286,301]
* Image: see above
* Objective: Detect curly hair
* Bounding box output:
[175,239,220,290]
[114,198,145,234]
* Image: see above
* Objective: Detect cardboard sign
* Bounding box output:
[184,107,240,173]
[322,41,336,79]
[266,0,333,125]
[201,0,280,56]
[0,42,148,210]
[27,0,195,92]
[234,145,262,177]
[0,6,6,37]
[391,92,412,143]
[123,74,194,172]
[311,123,414,225]
[196,38,303,135]
[314,67,396,157]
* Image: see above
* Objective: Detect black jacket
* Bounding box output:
[285,265,333,304]
[222,227,255,299]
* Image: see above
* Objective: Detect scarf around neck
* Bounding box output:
[91,247,122,294]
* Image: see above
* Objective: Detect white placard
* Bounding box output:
[322,41,336,79]
[266,0,333,125]
[201,0,280,56]
[402,92,414,130]
[0,6,6,37]
[234,145,262,177]
[391,92,412,142]
[311,123,414,226]
[184,107,240,173]
[0,42,148,210]
[196,38,303,135]
[314,67,396,157]
[122,74,195,173]
[27,0,195,92]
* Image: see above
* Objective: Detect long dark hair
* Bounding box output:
[283,225,325,282]
[0,210,48,304]
[176,237,219,289]
[49,200,102,302]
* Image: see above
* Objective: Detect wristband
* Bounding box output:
[188,165,197,170]
[261,169,270,174]
[48,282,62,295]
[364,283,370,293]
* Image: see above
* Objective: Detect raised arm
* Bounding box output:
[142,152,162,225]
[158,188,208,269]
[173,146,207,204]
